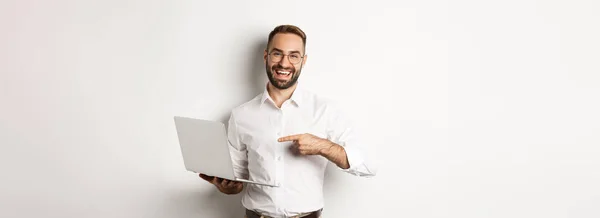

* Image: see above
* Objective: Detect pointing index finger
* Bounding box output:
[278,134,302,142]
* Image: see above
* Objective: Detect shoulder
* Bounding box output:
[299,89,347,122]
[303,89,342,110]
[230,93,263,118]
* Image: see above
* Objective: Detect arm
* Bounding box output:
[322,102,378,177]
[278,133,376,177]
[227,112,249,180]
[319,141,350,169]
[278,103,378,177]
[198,112,247,195]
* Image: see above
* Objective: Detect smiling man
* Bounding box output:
[199,24,377,218]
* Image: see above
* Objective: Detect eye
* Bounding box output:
[272,51,282,56]
[290,54,301,59]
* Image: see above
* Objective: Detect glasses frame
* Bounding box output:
[267,50,306,64]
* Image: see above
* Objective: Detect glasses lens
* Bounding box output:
[289,54,301,64]
[269,52,302,64]
[270,52,282,62]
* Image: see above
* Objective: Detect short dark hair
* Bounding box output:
[267,25,307,52]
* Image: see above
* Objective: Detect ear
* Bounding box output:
[302,53,308,66]
[264,49,268,64]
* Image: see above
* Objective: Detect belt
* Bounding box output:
[245,209,322,218]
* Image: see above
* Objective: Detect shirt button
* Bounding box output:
[277,156,281,161]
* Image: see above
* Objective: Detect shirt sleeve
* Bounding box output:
[227,112,249,179]
[326,102,378,177]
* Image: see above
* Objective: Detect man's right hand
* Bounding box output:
[199,174,244,195]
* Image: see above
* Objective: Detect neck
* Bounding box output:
[267,82,297,108]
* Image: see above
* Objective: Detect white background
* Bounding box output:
[1,0,599,217]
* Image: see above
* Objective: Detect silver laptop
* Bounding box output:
[173,116,278,187]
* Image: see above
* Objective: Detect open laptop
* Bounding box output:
[173,116,278,187]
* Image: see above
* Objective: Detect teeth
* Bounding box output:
[277,71,290,75]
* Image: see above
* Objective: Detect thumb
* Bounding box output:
[199,174,214,183]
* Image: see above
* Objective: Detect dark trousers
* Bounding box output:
[244,208,322,218]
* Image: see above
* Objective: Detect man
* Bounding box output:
[199,25,377,218]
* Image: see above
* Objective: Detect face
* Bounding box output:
[264,33,307,90]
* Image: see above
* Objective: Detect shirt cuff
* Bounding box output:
[339,145,365,174]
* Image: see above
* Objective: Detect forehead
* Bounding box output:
[269,33,304,53]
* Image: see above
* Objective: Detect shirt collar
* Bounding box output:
[260,82,303,108]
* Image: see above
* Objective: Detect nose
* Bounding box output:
[278,54,293,67]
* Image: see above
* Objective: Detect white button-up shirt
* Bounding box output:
[227,83,377,218]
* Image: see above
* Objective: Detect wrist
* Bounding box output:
[319,140,337,156]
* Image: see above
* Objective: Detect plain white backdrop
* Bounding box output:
[1,0,599,217]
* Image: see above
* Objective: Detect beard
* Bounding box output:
[266,63,301,90]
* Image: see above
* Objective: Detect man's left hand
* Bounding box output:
[278,133,334,155]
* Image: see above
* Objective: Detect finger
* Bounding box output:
[297,145,313,155]
[234,182,243,189]
[278,134,302,142]
[223,181,233,188]
[226,181,240,188]
[297,146,307,155]
[289,143,300,155]
[199,174,214,182]
[212,177,222,185]
[221,179,230,187]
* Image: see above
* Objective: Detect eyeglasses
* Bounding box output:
[268,51,305,64]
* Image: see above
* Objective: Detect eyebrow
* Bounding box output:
[271,47,302,54]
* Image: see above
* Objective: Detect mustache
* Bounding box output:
[272,64,295,73]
